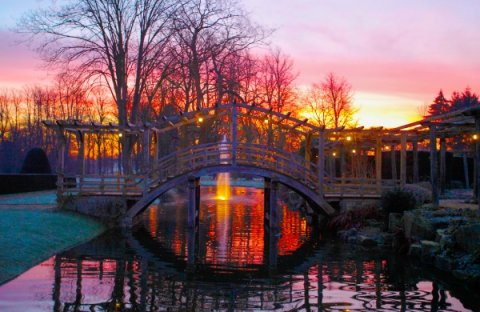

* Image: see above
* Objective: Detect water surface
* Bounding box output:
[0,186,477,311]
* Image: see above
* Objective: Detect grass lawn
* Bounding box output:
[0,208,105,284]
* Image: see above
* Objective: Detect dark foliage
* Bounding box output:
[328,206,384,231]
[381,188,416,214]
[21,147,52,174]
[0,141,18,173]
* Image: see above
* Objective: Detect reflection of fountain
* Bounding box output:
[216,135,231,201]
[215,135,231,261]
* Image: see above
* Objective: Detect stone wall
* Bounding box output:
[60,195,128,228]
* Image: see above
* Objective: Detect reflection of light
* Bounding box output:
[216,173,230,200]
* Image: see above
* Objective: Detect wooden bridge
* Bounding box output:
[44,103,480,228]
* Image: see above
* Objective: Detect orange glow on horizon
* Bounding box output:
[299,91,423,128]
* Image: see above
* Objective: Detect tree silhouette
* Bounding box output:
[428,89,450,116]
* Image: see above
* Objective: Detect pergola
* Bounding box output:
[43,104,480,209]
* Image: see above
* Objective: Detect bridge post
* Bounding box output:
[264,224,278,274]
[429,125,439,208]
[400,132,407,187]
[264,178,279,231]
[187,176,200,229]
[186,176,200,269]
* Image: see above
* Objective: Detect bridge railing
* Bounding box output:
[147,142,322,192]
[58,174,145,196]
[58,142,391,199]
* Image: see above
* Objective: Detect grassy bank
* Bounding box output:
[0,192,105,284]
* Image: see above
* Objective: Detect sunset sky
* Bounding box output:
[1,0,480,127]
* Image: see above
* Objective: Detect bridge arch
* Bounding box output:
[123,163,335,226]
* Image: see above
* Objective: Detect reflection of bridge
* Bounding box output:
[47,232,465,312]
[44,104,480,227]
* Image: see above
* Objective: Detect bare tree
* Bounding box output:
[20,0,181,172]
[172,0,265,111]
[259,49,297,113]
[306,73,357,129]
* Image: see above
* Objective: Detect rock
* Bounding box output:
[388,213,403,233]
[453,264,480,286]
[434,253,455,271]
[420,240,440,264]
[435,229,455,252]
[359,235,377,247]
[381,233,394,247]
[404,211,436,241]
[455,223,480,254]
[409,243,422,258]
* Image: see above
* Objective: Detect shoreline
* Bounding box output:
[0,191,106,285]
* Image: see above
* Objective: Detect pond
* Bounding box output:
[0,186,478,311]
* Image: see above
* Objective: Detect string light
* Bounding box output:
[346,136,352,141]
[198,117,204,123]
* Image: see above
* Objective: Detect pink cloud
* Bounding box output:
[0,30,50,89]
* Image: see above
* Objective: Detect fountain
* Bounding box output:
[216,135,231,201]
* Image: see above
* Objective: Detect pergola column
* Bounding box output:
[375,136,382,193]
[475,114,480,208]
[391,143,397,184]
[440,134,447,195]
[154,130,161,162]
[413,136,419,183]
[305,132,312,170]
[400,132,407,187]
[429,125,439,208]
[231,103,238,165]
[56,128,66,196]
[317,130,325,196]
[142,129,151,194]
[76,131,85,191]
